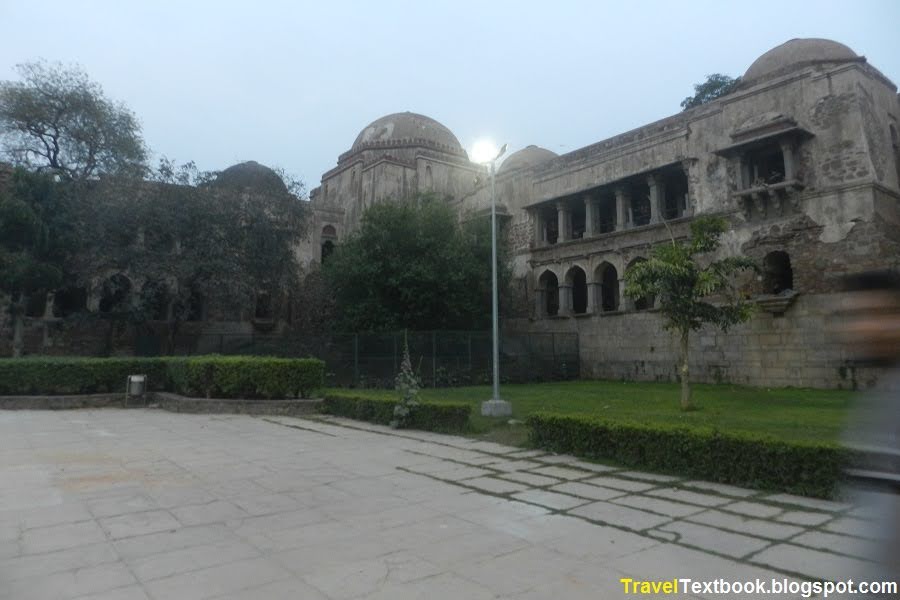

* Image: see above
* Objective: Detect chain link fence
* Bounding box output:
[150,330,578,388]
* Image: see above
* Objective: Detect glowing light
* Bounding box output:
[471,139,499,164]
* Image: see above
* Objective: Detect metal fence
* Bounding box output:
[147,330,579,388]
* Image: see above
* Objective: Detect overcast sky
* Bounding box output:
[2,1,898,191]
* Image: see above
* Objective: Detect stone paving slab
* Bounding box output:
[0,409,888,600]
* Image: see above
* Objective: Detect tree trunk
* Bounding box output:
[679,329,692,411]
[11,293,25,358]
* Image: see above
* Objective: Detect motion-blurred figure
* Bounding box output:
[839,270,900,583]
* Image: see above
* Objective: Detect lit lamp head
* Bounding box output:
[471,140,507,165]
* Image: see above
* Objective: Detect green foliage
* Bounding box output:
[391,336,421,428]
[681,73,741,110]
[0,355,324,399]
[0,60,147,180]
[322,194,511,331]
[320,394,471,433]
[526,413,853,498]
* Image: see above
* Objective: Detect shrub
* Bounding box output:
[526,412,854,498]
[0,355,324,399]
[320,394,471,433]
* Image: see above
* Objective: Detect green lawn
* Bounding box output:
[326,380,857,445]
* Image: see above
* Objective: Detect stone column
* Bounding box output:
[584,195,595,238]
[648,174,662,224]
[588,282,600,313]
[681,160,694,216]
[532,210,543,247]
[556,201,568,242]
[42,292,56,319]
[615,186,629,230]
[558,284,572,316]
[780,138,796,181]
[618,278,628,311]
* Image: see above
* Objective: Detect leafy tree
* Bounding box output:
[0,169,77,356]
[322,195,511,331]
[0,61,147,181]
[624,216,756,410]
[77,160,308,351]
[680,74,740,110]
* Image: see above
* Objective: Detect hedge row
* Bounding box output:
[0,356,324,399]
[320,394,471,433]
[526,412,854,498]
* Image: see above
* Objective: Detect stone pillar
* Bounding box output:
[532,210,543,247]
[780,138,796,181]
[556,201,568,242]
[42,292,56,319]
[587,282,600,313]
[615,186,629,230]
[681,160,694,216]
[534,288,545,318]
[558,284,572,316]
[584,195,595,238]
[648,174,662,224]
[618,278,628,311]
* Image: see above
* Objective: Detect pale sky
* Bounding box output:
[1,1,898,192]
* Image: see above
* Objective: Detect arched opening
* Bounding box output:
[99,274,132,314]
[627,258,655,310]
[539,271,559,317]
[424,165,433,190]
[629,180,651,226]
[763,251,793,294]
[595,262,619,312]
[566,266,588,314]
[140,280,170,321]
[321,225,337,263]
[255,291,273,320]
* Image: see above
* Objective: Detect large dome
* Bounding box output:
[352,112,465,155]
[498,145,558,174]
[743,38,860,83]
[214,161,287,193]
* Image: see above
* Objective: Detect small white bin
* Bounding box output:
[127,374,146,397]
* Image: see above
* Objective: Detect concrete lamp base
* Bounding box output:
[481,399,512,417]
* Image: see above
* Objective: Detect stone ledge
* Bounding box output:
[0,393,138,410]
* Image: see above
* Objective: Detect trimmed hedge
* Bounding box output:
[320,394,471,433]
[0,355,324,399]
[526,412,855,498]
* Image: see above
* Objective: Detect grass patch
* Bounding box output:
[325,380,856,444]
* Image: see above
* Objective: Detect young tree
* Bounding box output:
[0,61,147,181]
[322,194,512,332]
[624,216,756,410]
[680,74,740,110]
[0,169,76,356]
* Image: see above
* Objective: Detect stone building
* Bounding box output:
[306,38,900,388]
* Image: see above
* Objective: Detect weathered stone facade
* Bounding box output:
[307,38,900,389]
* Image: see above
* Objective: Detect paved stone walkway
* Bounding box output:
[0,410,884,599]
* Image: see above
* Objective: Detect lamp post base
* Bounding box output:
[481,399,512,417]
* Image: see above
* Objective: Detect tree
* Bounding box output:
[0,169,77,356]
[77,159,308,351]
[680,74,740,110]
[322,195,511,331]
[624,216,756,410]
[0,61,147,181]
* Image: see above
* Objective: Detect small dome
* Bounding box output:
[215,161,287,193]
[352,112,465,155]
[498,145,558,174]
[744,38,860,83]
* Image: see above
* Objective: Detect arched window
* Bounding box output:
[627,258,655,310]
[565,266,588,314]
[539,271,559,317]
[763,251,793,294]
[255,292,273,320]
[595,262,620,312]
[424,165,433,190]
[321,225,337,263]
[99,274,132,314]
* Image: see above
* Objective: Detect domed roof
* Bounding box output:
[743,38,860,83]
[214,161,287,193]
[352,112,465,155]
[498,145,558,174]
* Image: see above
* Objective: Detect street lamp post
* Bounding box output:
[475,142,512,418]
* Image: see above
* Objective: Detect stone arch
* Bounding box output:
[594,261,620,312]
[321,225,337,263]
[626,257,655,310]
[565,265,588,314]
[537,270,560,317]
[763,250,793,294]
[424,164,433,190]
[98,274,132,314]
